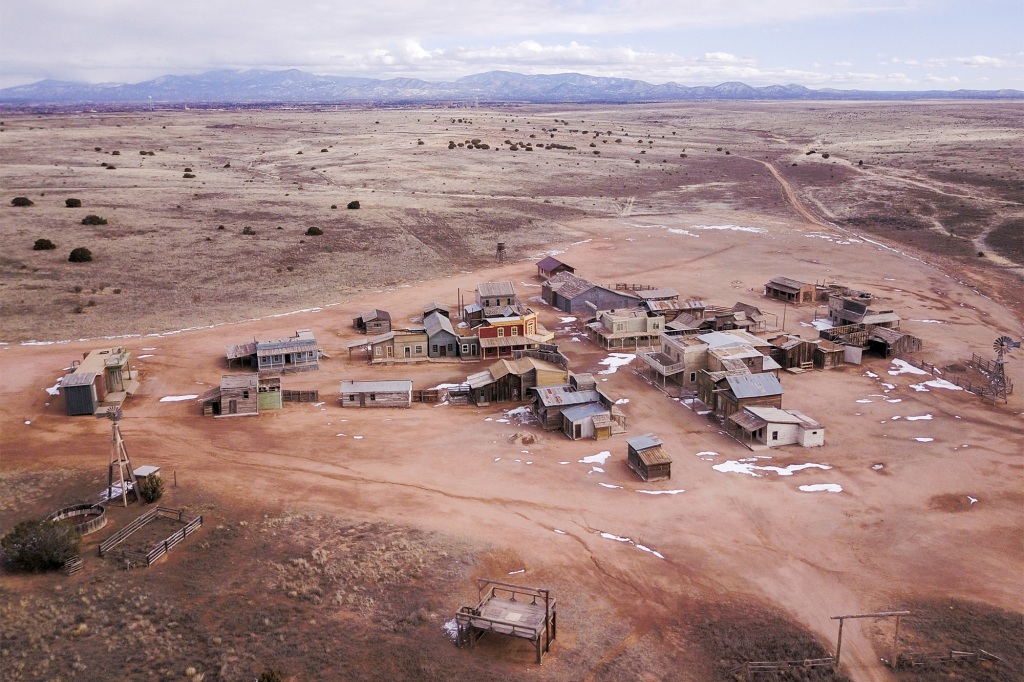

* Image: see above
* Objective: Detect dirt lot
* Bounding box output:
[1,104,1022,681]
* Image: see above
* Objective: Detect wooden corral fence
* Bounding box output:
[895,649,1002,669]
[98,507,202,568]
[412,389,440,403]
[282,389,319,403]
[63,556,83,576]
[446,384,472,405]
[729,657,836,676]
[902,355,1015,398]
[612,283,656,291]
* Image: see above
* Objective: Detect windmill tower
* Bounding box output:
[989,336,1019,403]
[106,407,139,506]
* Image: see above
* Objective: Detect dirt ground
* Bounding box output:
[1,104,1022,681]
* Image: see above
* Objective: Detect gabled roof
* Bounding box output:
[359,309,391,322]
[221,374,258,390]
[725,373,784,399]
[477,281,516,298]
[340,380,412,393]
[536,256,570,271]
[347,331,395,348]
[697,330,772,349]
[744,406,820,427]
[62,371,97,387]
[543,271,595,299]
[423,302,449,313]
[424,311,456,337]
[638,288,680,301]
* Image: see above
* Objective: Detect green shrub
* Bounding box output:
[68,247,93,263]
[347,200,360,210]
[242,226,255,235]
[65,198,82,208]
[81,214,108,225]
[11,196,33,207]
[305,226,323,236]
[183,173,196,178]
[111,150,120,156]
[33,238,56,250]
[137,475,164,504]
[1,520,81,572]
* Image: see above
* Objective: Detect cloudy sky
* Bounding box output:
[1,0,1021,90]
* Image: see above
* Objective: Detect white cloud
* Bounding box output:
[957,55,1013,67]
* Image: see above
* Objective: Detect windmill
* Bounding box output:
[989,335,1020,402]
[106,407,139,506]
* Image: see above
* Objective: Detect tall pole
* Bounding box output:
[893,614,902,666]
[835,617,844,667]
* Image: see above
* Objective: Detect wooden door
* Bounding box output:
[228,400,237,414]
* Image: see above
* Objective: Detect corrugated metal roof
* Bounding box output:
[466,370,494,388]
[534,386,600,407]
[226,342,257,359]
[767,276,810,293]
[561,402,609,422]
[726,373,784,399]
[544,271,595,299]
[221,374,258,389]
[340,380,412,393]
[638,288,680,300]
[627,433,663,451]
[536,256,568,271]
[728,410,767,431]
[424,311,456,337]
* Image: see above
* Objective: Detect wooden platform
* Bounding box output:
[456,579,556,664]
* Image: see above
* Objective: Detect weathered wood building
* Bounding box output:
[424,312,459,358]
[348,328,429,363]
[542,271,642,315]
[586,308,666,349]
[477,281,518,308]
[626,434,672,482]
[62,346,139,416]
[353,309,392,334]
[226,329,320,374]
[466,357,569,406]
[200,374,282,417]
[697,371,784,419]
[339,380,413,408]
[562,403,614,440]
[764,277,817,304]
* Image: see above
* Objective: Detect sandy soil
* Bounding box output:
[1,104,1022,681]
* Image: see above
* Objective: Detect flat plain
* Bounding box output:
[1,102,1022,682]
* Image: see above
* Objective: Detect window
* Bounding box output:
[370,394,376,401]
[447,343,454,352]
[242,390,250,399]
[527,322,535,334]
[462,344,469,354]
[432,344,438,353]
[349,395,356,401]
[375,347,382,356]
[511,327,519,336]
[497,328,505,337]
[653,323,660,329]
[771,430,779,441]
[689,372,696,382]
[415,345,423,354]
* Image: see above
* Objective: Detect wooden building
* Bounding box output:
[62,346,139,416]
[476,281,518,308]
[535,256,575,280]
[586,308,666,349]
[698,370,784,419]
[227,329,320,374]
[728,406,824,448]
[423,302,450,319]
[867,326,923,357]
[769,334,817,370]
[828,292,901,328]
[200,374,281,417]
[814,338,846,369]
[466,357,568,406]
[532,385,601,430]
[424,312,459,358]
[626,434,672,482]
[339,380,413,408]
[348,328,429,363]
[542,271,641,315]
[353,309,392,334]
[561,403,614,440]
[764,277,817,305]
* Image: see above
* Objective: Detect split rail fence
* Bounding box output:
[728,657,835,676]
[282,389,319,403]
[98,506,203,567]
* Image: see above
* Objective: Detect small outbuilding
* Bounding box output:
[353,309,392,335]
[340,380,413,408]
[728,406,824,448]
[561,402,613,441]
[536,256,575,280]
[200,374,281,417]
[765,277,816,305]
[424,311,459,358]
[626,434,672,482]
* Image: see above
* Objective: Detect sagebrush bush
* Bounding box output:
[137,475,165,503]
[347,200,360,210]
[68,247,93,263]
[65,198,82,208]
[1,520,81,572]
[33,238,56,250]
[81,214,107,225]
[11,196,33,206]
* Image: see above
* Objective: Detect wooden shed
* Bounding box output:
[561,402,613,440]
[201,374,259,417]
[424,311,459,358]
[626,434,672,482]
[340,380,413,408]
[536,256,575,280]
[354,309,392,335]
[764,277,816,304]
[63,371,102,416]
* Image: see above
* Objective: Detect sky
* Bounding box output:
[1,0,1021,91]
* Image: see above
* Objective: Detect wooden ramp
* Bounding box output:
[456,579,556,664]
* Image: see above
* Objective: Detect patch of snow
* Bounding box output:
[496,418,511,424]
[336,433,346,437]
[691,224,765,234]
[910,319,944,324]
[635,544,666,559]
[921,379,962,391]
[856,399,872,404]
[137,354,154,359]
[45,378,63,396]
[597,353,636,375]
[591,467,605,474]
[888,359,929,376]
[909,383,930,392]
[24,420,31,425]
[579,451,612,465]
[636,489,685,495]
[872,464,885,470]
[312,401,325,407]
[599,483,623,489]
[914,437,934,442]
[615,398,630,405]
[554,529,567,534]
[882,382,896,390]
[713,460,832,477]
[906,414,933,421]
[559,316,577,323]
[559,461,570,465]
[570,337,581,342]
[798,484,843,493]
[968,496,978,505]
[508,569,525,575]
[864,371,879,378]
[353,436,364,440]
[159,394,198,402]
[443,619,459,642]
[810,318,834,330]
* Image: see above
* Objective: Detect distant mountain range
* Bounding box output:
[1,69,1021,105]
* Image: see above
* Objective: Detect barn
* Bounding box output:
[626,434,672,482]
[340,380,413,408]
